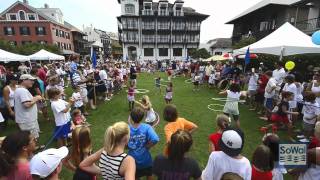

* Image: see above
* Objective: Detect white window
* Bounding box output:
[19,10,26,20]
[125,4,135,14]
[27,14,37,20]
[7,13,17,20]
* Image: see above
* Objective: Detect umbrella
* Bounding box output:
[204,55,228,62]
[236,54,258,59]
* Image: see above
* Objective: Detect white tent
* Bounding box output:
[233,22,320,57]
[29,49,65,61]
[0,49,30,62]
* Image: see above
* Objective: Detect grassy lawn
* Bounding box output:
[1,72,290,180]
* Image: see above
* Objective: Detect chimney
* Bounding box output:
[23,0,29,4]
[44,3,49,8]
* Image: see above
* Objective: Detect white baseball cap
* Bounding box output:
[30,146,69,178]
[219,128,244,157]
[20,74,36,80]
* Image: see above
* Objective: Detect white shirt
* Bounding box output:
[51,99,71,126]
[273,68,286,85]
[72,92,83,108]
[302,102,320,124]
[99,70,108,81]
[248,74,259,91]
[265,77,277,98]
[202,151,252,180]
[283,83,297,108]
[205,65,214,76]
[14,87,38,123]
[298,147,320,180]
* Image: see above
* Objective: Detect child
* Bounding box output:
[155,76,161,93]
[208,114,230,152]
[165,82,173,104]
[248,68,259,110]
[270,91,299,140]
[128,107,159,180]
[47,88,74,147]
[302,92,320,140]
[71,109,88,127]
[71,86,84,114]
[135,95,157,126]
[167,68,173,81]
[163,104,198,154]
[193,72,200,91]
[208,70,216,88]
[219,83,247,128]
[308,121,320,149]
[251,145,274,180]
[128,82,135,111]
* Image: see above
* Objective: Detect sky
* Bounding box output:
[0,0,262,43]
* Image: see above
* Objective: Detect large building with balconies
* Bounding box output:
[117,0,209,61]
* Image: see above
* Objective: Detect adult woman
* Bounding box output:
[153,130,201,180]
[2,74,18,125]
[308,70,320,105]
[79,122,135,180]
[0,131,36,179]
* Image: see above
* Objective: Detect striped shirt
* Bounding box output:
[99,151,127,180]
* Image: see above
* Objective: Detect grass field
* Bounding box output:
[1,72,290,180]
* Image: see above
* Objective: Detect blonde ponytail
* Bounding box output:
[104,122,129,153]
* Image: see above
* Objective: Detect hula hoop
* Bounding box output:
[128,111,160,128]
[207,104,224,112]
[211,97,246,103]
[160,79,171,83]
[126,89,150,94]
[185,78,192,84]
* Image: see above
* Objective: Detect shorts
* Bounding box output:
[264,98,273,110]
[205,75,209,81]
[223,113,239,121]
[271,114,289,124]
[80,88,88,103]
[248,90,257,98]
[128,96,135,102]
[136,166,152,178]
[18,120,40,139]
[53,121,71,140]
[303,122,315,132]
[194,81,199,86]
[255,92,264,103]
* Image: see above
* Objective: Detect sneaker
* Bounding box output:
[104,98,111,101]
[299,138,310,143]
[297,135,305,139]
[259,116,268,121]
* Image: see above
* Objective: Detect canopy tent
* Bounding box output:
[233,22,320,57]
[0,49,30,62]
[29,49,65,61]
[62,50,80,56]
[204,55,228,62]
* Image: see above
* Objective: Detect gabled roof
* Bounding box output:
[0,1,69,29]
[64,21,86,35]
[209,38,232,49]
[226,0,301,24]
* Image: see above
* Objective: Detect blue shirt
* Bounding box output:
[128,123,160,169]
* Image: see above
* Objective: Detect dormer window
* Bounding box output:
[9,14,17,20]
[125,4,135,14]
[19,10,26,20]
[28,14,36,20]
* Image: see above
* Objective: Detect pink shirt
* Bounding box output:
[5,162,32,180]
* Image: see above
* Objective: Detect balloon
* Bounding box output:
[285,61,295,71]
[312,30,320,45]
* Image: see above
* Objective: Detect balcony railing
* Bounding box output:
[142,24,155,30]
[158,24,170,30]
[174,10,184,16]
[142,9,154,16]
[157,38,170,43]
[295,17,320,34]
[123,24,138,29]
[158,10,169,16]
[123,39,139,43]
[172,25,185,30]
[186,26,200,31]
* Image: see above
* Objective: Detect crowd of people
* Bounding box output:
[0,58,319,180]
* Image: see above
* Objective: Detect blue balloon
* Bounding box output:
[312,30,320,45]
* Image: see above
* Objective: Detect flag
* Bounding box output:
[245,48,250,65]
[91,50,97,69]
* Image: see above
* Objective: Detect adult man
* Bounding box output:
[202,128,252,180]
[14,74,43,139]
[273,62,286,86]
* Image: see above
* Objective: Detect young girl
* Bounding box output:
[302,92,320,139]
[64,126,95,179]
[155,76,161,93]
[165,82,173,104]
[135,95,157,126]
[219,83,246,128]
[128,82,135,111]
[208,70,216,88]
[208,114,230,152]
[251,145,274,180]
[71,86,84,114]
[71,109,88,127]
[47,87,74,147]
[270,91,299,140]
[79,122,136,180]
[193,72,200,91]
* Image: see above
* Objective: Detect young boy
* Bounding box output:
[128,107,159,180]
[302,92,320,140]
[71,86,84,114]
[247,68,259,110]
[193,72,200,91]
[47,88,74,147]
[155,76,161,93]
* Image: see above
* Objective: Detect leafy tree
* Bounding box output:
[189,48,211,59]
[232,36,256,49]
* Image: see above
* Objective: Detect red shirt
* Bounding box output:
[37,68,47,85]
[252,166,272,180]
[258,74,268,93]
[209,132,222,151]
[308,136,320,149]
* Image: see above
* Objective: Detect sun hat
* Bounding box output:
[30,146,69,178]
[219,128,244,157]
[19,74,36,80]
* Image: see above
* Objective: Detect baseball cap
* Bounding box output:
[19,74,36,80]
[7,73,19,81]
[219,128,244,157]
[30,146,69,178]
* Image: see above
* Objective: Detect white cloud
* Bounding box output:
[0,0,262,42]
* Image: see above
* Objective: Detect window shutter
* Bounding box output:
[43,27,46,35]
[19,27,23,35]
[27,27,30,35]
[12,27,15,35]
[35,27,38,35]
[4,27,8,35]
